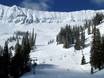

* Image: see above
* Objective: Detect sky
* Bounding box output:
[0,0,104,12]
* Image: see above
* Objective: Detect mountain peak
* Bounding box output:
[0,4,104,24]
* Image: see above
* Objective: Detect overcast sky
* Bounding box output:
[0,0,104,11]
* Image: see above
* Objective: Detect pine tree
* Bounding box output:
[31,28,35,46]
[3,41,10,78]
[57,25,85,49]
[63,34,70,48]
[10,31,34,77]
[34,33,37,48]
[101,36,104,68]
[91,67,94,74]
[74,28,81,50]
[21,32,31,64]
[81,29,85,48]
[63,26,71,48]
[90,28,102,70]
[88,25,91,35]
[81,55,86,65]
[92,13,104,26]
[56,27,65,44]
[0,46,3,56]
[10,41,23,78]
[0,46,6,77]
[29,29,37,49]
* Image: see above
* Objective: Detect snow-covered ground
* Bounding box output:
[21,23,104,78]
[0,4,104,78]
[0,21,104,78]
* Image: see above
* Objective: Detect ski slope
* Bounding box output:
[21,22,104,78]
[0,17,104,78]
[0,4,104,78]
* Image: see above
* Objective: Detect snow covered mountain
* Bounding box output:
[0,4,104,24]
[0,4,104,78]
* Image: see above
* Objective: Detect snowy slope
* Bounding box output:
[0,17,104,78]
[0,4,104,78]
[0,4,104,25]
[21,22,104,78]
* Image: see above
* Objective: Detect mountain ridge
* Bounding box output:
[0,4,104,24]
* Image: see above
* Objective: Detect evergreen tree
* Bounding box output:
[57,25,85,49]
[3,41,10,78]
[63,26,71,48]
[63,34,70,48]
[81,29,85,48]
[10,31,36,77]
[0,46,6,77]
[91,67,94,74]
[74,36,81,50]
[90,28,102,70]
[74,28,81,50]
[31,29,36,46]
[21,32,31,64]
[81,55,86,65]
[0,31,37,78]
[56,27,65,44]
[0,46,3,56]
[88,25,91,35]
[101,36,104,68]
[34,33,37,48]
[10,41,23,78]
[92,13,104,26]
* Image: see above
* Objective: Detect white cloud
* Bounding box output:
[21,0,52,10]
[91,0,104,5]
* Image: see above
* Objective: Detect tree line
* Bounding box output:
[85,13,104,74]
[90,13,104,74]
[0,29,37,78]
[56,25,85,50]
[56,13,104,74]
[90,27,104,74]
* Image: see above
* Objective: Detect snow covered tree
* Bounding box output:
[92,13,104,26]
